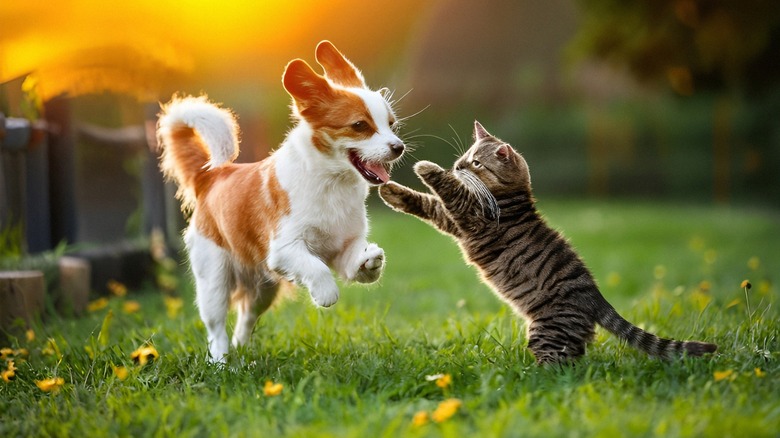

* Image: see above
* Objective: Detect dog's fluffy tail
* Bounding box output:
[157,95,239,209]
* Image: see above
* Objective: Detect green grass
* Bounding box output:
[1,199,778,437]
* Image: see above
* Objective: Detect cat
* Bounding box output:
[379,121,717,364]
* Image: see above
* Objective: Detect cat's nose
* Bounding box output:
[388,140,405,158]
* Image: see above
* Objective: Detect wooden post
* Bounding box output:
[57,257,90,316]
[0,271,45,342]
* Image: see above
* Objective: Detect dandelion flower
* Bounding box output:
[713,370,734,382]
[26,329,35,342]
[412,411,429,427]
[740,280,751,290]
[35,377,65,392]
[130,345,159,366]
[14,348,28,358]
[755,368,765,378]
[0,348,13,360]
[107,280,127,297]
[1,369,14,382]
[435,374,452,389]
[112,365,129,381]
[606,272,621,287]
[2,360,16,382]
[164,296,184,319]
[87,297,109,312]
[431,398,462,423]
[263,380,283,396]
[42,338,62,359]
[122,300,141,314]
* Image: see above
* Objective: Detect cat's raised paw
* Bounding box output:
[413,160,444,177]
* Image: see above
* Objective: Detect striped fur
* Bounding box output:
[380,121,716,364]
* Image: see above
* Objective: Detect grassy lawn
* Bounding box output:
[1,199,778,437]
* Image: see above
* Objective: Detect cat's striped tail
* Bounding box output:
[596,301,717,358]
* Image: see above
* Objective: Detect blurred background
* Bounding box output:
[1,0,779,257]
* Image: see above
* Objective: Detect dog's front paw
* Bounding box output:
[354,244,385,284]
[413,160,443,177]
[310,279,340,307]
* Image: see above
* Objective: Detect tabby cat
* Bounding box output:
[379,121,717,364]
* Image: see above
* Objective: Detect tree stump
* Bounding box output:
[57,257,90,316]
[0,271,45,342]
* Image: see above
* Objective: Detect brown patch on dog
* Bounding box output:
[192,156,291,266]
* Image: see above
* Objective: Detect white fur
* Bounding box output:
[159,95,239,168]
[171,87,401,363]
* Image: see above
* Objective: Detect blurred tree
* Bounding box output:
[569,0,780,95]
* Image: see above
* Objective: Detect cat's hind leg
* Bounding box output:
[526,316,594,365]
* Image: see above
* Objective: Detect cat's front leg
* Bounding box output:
[413,161,465,202]
[379,182,462,237]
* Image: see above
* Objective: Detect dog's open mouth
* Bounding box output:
[348,150,391,185]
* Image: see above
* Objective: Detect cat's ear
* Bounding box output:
[474,120,492,141]
[496,144,510,160]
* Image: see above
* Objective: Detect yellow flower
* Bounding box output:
[122,300,141,314]
[263,380,283,397]
[2,360,16,382]
[87,297,109,312]
[130,345,159,366]
[740,280,752,290]
[698,281,712,292]
[713,370,734,382]
[0,348,13,359]
[431,398,462,423]
[412,411,429,427]
[42,338,62,360]
[606,272,621,287]
[107,280,127,297]
[435,374,452,389]
[2,369,15,382]
[755,368,765,378]
[112,365,129,381]
[164,296,184,319]
[26,329,35,342]
[14,348,28,358]
[36,377,65,392]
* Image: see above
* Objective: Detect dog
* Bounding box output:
[156,41,404,363]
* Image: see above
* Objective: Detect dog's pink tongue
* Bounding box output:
[365,162,390,183]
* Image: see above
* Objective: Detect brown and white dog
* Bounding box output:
[156,41,404,363]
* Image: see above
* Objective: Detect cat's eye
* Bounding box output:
[471,160,482,168]
[352,121,370,132]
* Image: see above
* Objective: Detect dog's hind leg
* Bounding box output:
[186,227,234,364]
[232,273,280,349]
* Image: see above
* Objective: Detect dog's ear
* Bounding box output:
[282,59,333,111]
[315,40,366,88]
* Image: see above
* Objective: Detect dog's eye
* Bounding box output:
[389,119,396,129]
[352,121,370,132]
[471,160,482,168]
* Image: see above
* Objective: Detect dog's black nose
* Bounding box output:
[389,141,405,157]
